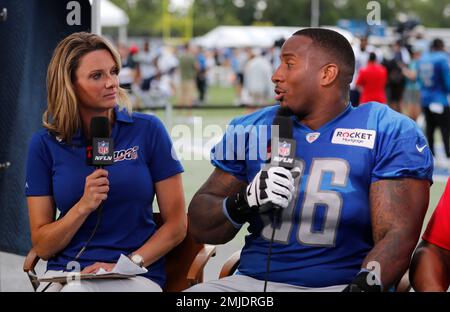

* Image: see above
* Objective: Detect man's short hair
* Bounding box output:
[293,28,355,85]
[431,38,444,51]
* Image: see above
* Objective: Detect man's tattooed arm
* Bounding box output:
[188,168,248,244]
[363,178,430,290]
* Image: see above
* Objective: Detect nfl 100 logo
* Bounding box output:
[278,141,291,157]
[98,141,109,155]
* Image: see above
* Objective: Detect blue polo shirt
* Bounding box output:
[25,106,183,287]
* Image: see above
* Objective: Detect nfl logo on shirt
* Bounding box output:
[98,141,109,155]
[279,141,291,157]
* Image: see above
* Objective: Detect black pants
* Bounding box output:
[423,106,450,157]
[196,71,207,103]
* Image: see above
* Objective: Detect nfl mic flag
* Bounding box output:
[87,117,114,167]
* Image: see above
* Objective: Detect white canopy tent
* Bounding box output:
[193,26,355,48]
[90,0,129,43]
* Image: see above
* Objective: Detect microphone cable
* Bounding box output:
[41,201,103,292]
[263,207,282,292]
[73,202,103,262]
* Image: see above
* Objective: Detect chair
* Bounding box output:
[218,250,412,292]
[219,250,241,279]
[23,213,216,292]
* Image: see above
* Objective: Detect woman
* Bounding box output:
[25,32,186,292]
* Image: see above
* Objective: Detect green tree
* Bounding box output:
[109,0,450,37]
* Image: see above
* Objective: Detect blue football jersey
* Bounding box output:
[417,51,450,107]
[211,102,433,287]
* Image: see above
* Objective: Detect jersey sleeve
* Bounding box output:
[146,116,184,183]
[371,112,433,183]
[438,57,450,93]
[210,117,249,182]
[422,179,450,251]
[25,132,53,196]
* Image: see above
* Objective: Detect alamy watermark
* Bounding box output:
[170,118,280,162]
[66,1,81,26]
[365,260,382,287]
[367,1,382,26]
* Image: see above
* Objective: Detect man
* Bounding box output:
[188,28,433,292]
[410,178,450,292]
[356,52,388,104]
[177,43,197,107]
[137,41,159,92]
[350,35,382,107]
[383,40,410,113]
[242,48,273,106]
[416,38,450,170]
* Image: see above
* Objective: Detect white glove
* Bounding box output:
[245,166,299,213]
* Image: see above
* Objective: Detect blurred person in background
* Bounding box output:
[417,38,450,170]
[350,36,382,107]
[157,46,179,97]
[242,48,273,107]
[231,47,249,106]
[137,41,159,92]
[356,52,388,104]
[195,46,208,105]
[400,45,424,121]
[177,43,197,107]
[383,40,410,113]
[118,43,138,93]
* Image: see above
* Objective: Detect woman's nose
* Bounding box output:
[105,74,118,88]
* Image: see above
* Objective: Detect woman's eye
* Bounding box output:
[92,73,101,80]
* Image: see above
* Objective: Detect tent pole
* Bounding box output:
[119,25,127,45]
[311,0,320,27]
[91,0,101,35]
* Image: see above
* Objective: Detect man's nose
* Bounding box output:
[272,66,284,83]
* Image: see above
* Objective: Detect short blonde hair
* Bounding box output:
[43,32,132,142]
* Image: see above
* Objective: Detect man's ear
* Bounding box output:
[320,63,339,87]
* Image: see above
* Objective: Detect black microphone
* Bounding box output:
[75,117,113,263]
[268,110,297,222]
[86,116,114,167]
[271,110,296,170]
[263,108,297,292]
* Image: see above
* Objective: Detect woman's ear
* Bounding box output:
[320,63,339,87]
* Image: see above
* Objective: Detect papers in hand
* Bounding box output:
[38,254,148,284]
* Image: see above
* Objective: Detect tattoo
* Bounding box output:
[370,179,410,242]
[197,168,247,198]
[188,168,247,244]
[365,178,429,288]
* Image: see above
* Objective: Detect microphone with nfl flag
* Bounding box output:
[271,109,297,171]
[74,116,114,263]
[87,116,114,168]
[267,107,298,225]
[262,107,299,292]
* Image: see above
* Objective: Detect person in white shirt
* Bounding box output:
[242,48,273,106]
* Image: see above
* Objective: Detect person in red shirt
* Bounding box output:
[356,52,388,104]
[410,178,450,291]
